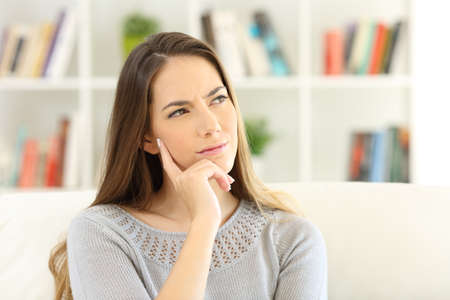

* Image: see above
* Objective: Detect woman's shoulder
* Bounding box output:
[268,207,327,259]
[70,203,124,223]
[67,204,125,241]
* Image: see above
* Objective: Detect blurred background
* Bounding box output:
[0,0,449,193]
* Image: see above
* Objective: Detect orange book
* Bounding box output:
[368,23,387,74]
[18,139,39,187]
[325,29,344,75]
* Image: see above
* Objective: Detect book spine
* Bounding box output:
[42,9,66,77]
[324,29,344,75]
[383,21,402,73]
[253,10,290,76]
[344,23,356,73]
[358,21,376,74]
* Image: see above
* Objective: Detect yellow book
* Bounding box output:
[18,26,40,77]
[0,25,19,77]
[31,22,55,77]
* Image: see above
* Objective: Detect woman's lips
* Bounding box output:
[197,142,228,156]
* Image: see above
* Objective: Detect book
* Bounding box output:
[368,23,388,74]
[348,132,365,181]
[253,10,290,76]
[324,28,344,75]
[201,12,215,49]
[45,6,77,78]
[17,26,40,77]
[9,25,30,76]
[358,20,377,74]
[236,17,271,77]
[348,19,370,74]
[383,21,403,74]
[369,130,386,182]
[18,138,39,187]
[208,9,246,79]
[54,116,70,186]
[44,134,61,187]
[0,24,19,77]
[63,112,80,188]
[9,125,28,186]
[344,23,356,73]
[31,22,55,77]
[0,27,9,69]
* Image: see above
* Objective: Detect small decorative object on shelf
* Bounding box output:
[244,117,275,178]
[122,13,160,60]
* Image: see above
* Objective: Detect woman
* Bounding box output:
[49,31,327,300]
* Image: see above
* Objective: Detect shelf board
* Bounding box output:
[90,76,303,90]
[311,75,412,88]
[0,75,412,91]
[0,186,88,195]
[0,77,80,90]
[230,75,302,89]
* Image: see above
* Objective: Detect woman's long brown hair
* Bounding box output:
[48,31,304,300]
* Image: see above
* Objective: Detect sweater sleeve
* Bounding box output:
[273,213,328,300]
[66,215,152,300]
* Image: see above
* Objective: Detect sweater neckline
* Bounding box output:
[113,198,247,237]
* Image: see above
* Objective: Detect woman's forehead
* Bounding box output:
[151,56,224,107]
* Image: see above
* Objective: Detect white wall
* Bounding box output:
[411,0,450,187]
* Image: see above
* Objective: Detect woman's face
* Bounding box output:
[145,55,238,174]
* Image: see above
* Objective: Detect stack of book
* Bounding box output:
[324,19,405,75]
[201,9,291,79]
[0,6,77,78]
[5,112,80,189]
[348,125,410,183]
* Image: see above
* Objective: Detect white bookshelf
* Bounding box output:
[0,0,423,193]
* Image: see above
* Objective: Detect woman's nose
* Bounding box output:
[196,106,221,136]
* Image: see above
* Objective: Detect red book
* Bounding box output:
[325,29,344,75]
[44,135,61,187]
[369,23,388,74]
[349,133,365,180]
[18,139,39,187]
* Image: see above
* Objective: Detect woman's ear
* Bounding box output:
[141,134,160,155]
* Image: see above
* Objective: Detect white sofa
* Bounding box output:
[1,181,449,299]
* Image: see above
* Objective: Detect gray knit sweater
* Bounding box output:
[67,198,328,299]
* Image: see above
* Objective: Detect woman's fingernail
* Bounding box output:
[227,175,235,183]
[157,138,161,148]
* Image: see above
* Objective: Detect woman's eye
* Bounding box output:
[168,95,228,118]
[212,95,227,104]
[168,108,187,118]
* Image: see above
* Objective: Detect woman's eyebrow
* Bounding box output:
[161,86,225,112]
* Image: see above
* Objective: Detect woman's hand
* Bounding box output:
[157,138,235,224]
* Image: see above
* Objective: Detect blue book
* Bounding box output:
[369,130,386,182]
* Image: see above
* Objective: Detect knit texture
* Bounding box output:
[67,198,328,299]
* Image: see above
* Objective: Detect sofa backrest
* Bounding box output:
[267,182,450,300]
[1,182,449,300]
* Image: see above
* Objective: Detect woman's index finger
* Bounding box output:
[157,138,181,178]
